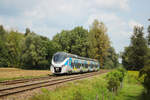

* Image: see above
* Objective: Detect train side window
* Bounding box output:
[82,63,84,67]
[86,63,88,68]
[90,63,92,68]
[71,61,74,68]
[74,62,77,68]
[76,62,78,68]
[74,60,76,68]
[78,62,81,68]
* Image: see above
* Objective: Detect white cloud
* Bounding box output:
[0,0,131,32]
[129,20,143,29]
[91,0,129,10]
[84,12,131,53]
[85,12,128,35]
[0,0,131,52]
[21,0,130,20]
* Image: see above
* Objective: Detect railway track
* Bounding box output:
[0,70,107,98]
[0,75,55,85]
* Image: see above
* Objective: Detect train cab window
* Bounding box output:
[53,53,67,63]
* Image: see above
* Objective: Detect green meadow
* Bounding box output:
[30,71,145,100]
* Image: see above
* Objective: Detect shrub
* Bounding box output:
[105,67,126,93]
[139,66,150,94]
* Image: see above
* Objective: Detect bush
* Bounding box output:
[105,67,126,93]
[139,66,150,94]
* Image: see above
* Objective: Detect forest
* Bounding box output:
[0,19,119,69]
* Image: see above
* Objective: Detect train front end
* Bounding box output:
[50,52,69,74]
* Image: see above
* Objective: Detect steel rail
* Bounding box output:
[0,71,105,97]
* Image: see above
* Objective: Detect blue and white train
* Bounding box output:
[50,52,100,74]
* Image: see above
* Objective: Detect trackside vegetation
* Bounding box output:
[30,69,144,100]
[105,68,127,93]
[122,24,150,97]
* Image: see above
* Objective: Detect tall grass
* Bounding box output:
[30,74,115,100]
[30,71,145,100]
[115,71,144,100]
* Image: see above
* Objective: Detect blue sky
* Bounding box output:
[0,0,150,53]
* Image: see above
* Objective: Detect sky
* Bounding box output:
[0,0,150,53]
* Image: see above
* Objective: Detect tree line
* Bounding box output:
[0,19,119,69]
[122,24,150,95]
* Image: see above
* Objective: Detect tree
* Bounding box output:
[122,47,133,70]
[88,19,110,67]
[104,47,119,69]
[70,27,89,57]
[0,25,8,67]
[22,34,57,69]
[25,28,31,36]
[6,30,24,67]
[147,26,150,45]
[105,67,126,93]
[52,26,89,57]
[22,34,47,69]
[139,24,150,95]
[54,30,71,52]
[122,26,148,70]
[139,62,150,94]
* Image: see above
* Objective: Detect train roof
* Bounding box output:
[54,52,98,62]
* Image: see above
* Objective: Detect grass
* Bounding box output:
[30,73,114,100]
[115,71,144,100]
[30,71,145,100]
[0,68,51,82]
[115,84,143,100]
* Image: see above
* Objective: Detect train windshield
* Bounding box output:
[53,53,67,63]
